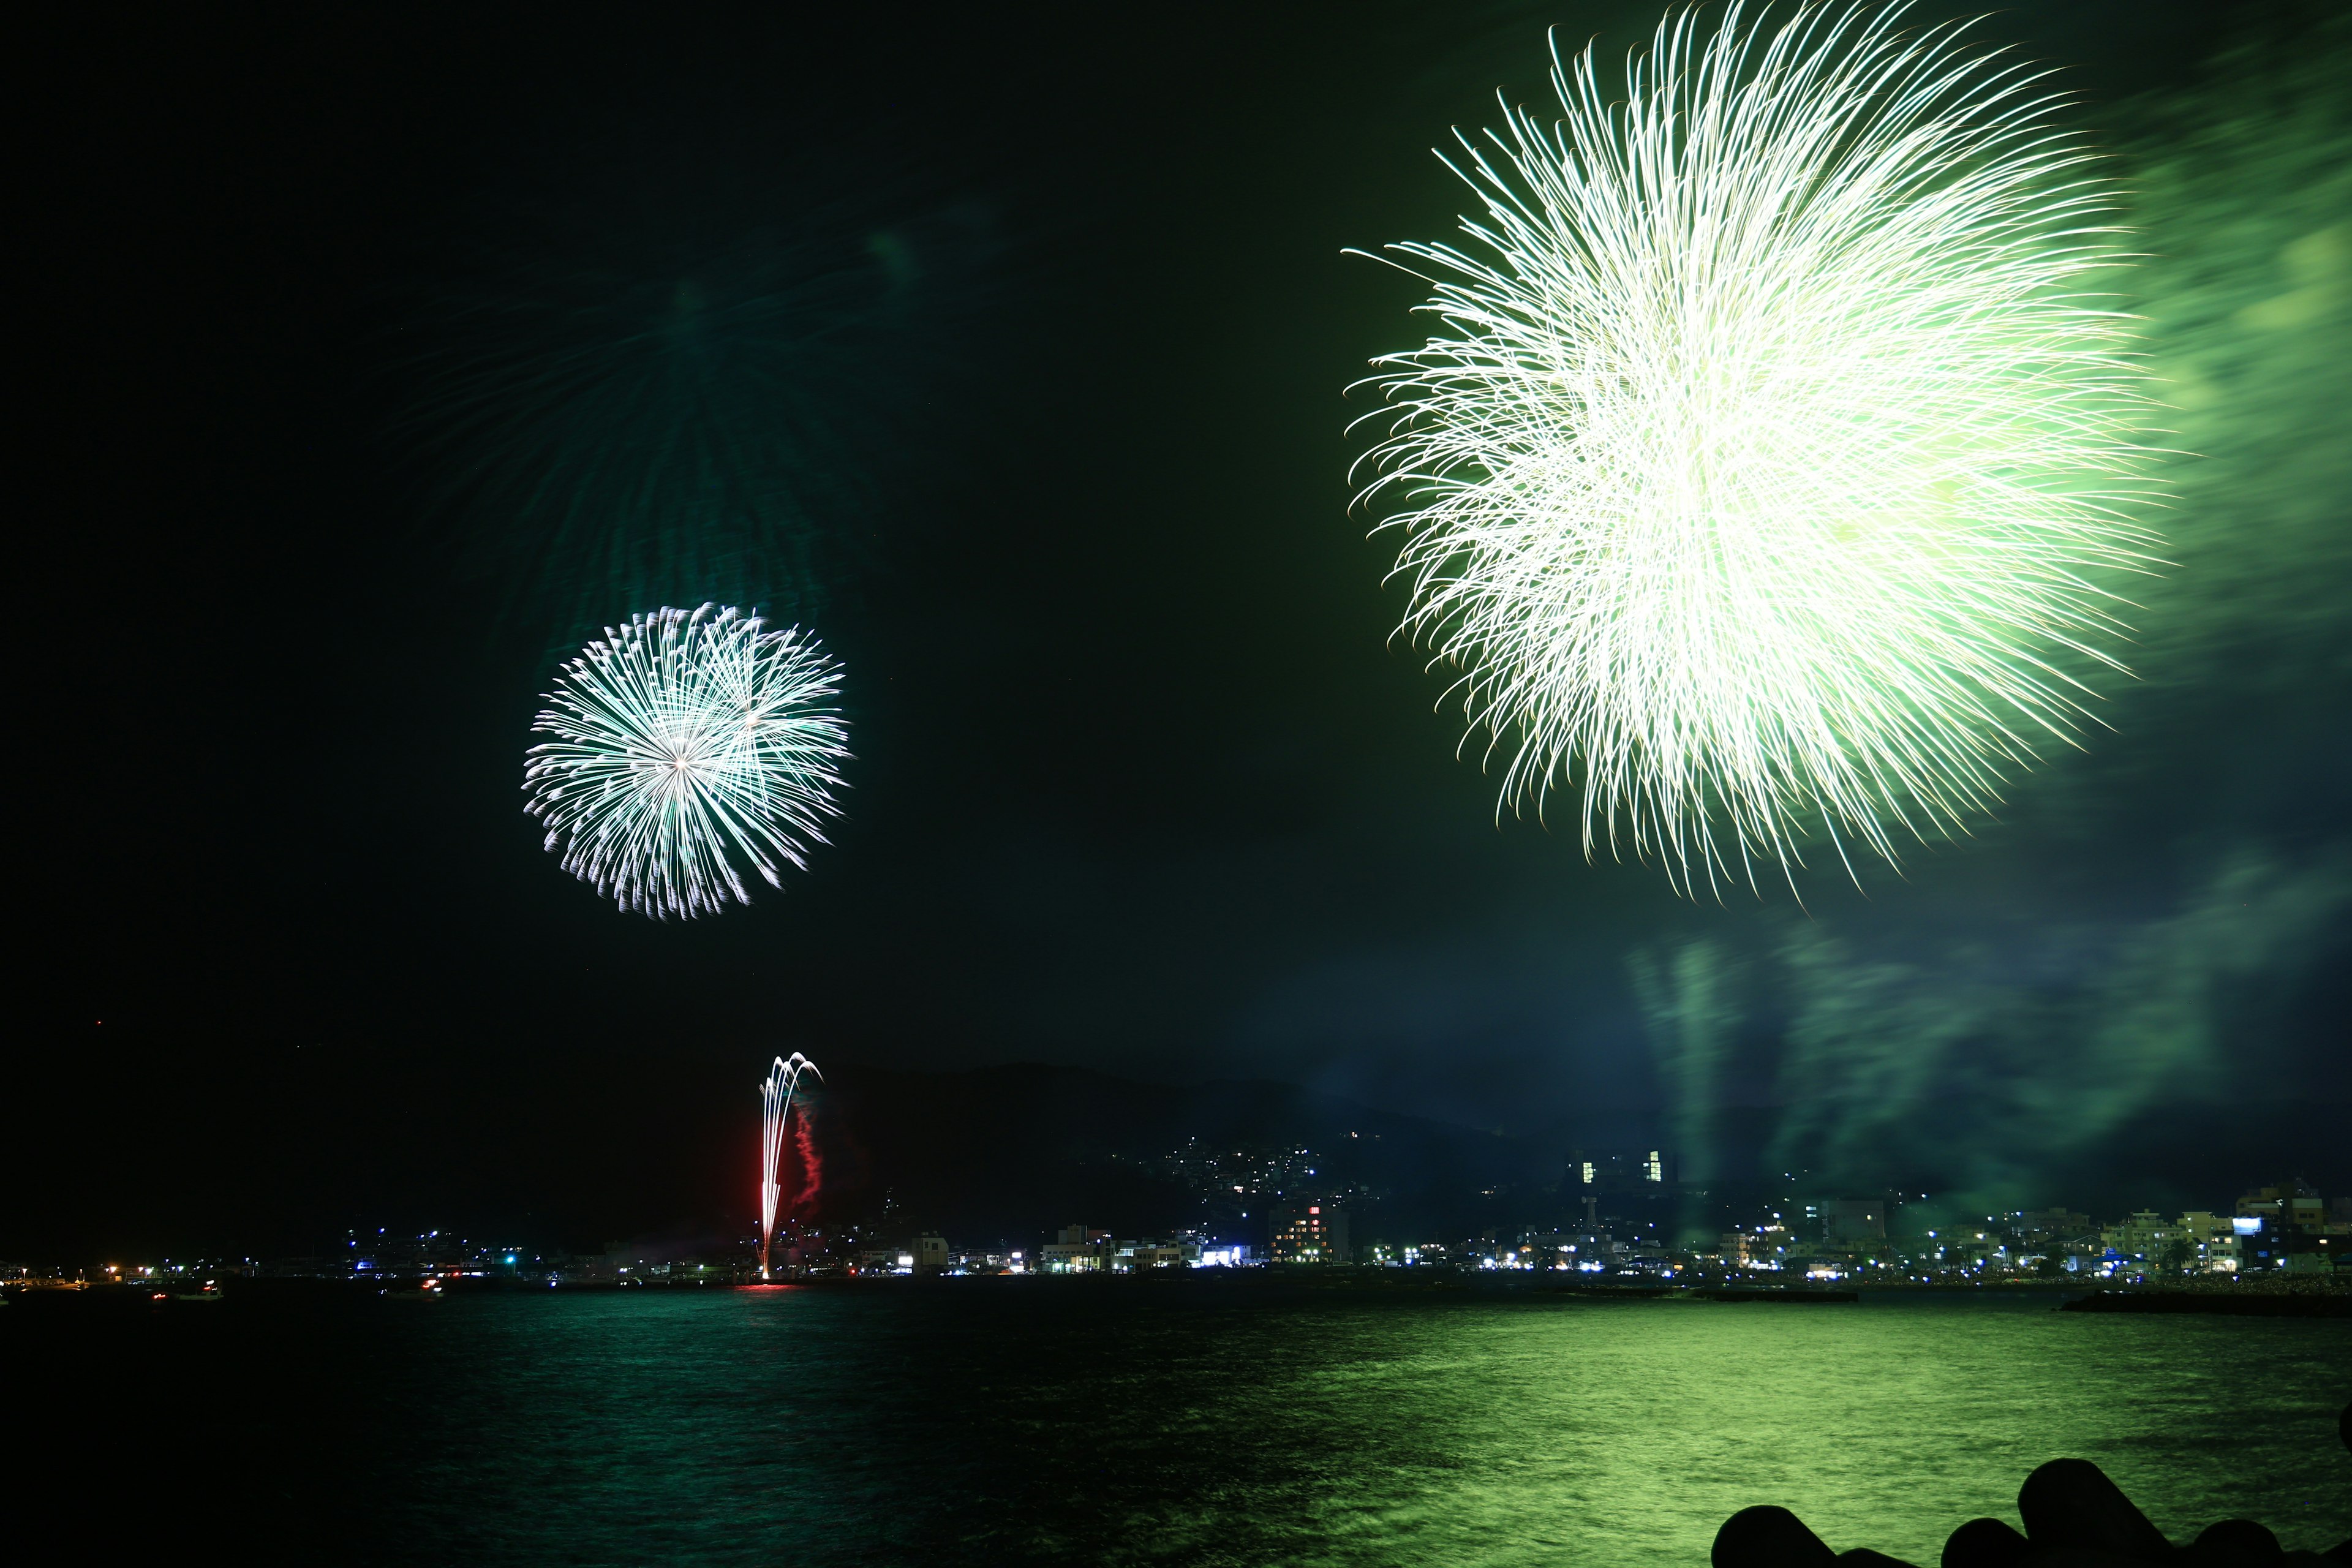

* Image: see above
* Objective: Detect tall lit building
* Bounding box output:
[1271,1202,1349,1264]
[2176,1212,2239,1273]
[2234,1180,2332,1272]
[1567,1147,1702,1240]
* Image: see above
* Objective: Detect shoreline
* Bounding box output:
[11,1271,2346,1316]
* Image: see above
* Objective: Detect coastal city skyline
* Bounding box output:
[15,1,2348,1560]
[16,1135,2342,1291]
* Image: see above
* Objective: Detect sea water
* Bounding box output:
[15,1283,2350,1565]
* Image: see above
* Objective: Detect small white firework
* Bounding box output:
[1357,2,2160,894]
[526,605,848,918]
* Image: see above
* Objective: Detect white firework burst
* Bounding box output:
[1356,2,2161,894]
[526,605,848,918]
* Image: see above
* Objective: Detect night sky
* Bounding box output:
[22,0,2348,1259]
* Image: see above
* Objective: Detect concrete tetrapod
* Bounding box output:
[1709,1400,2352,1567]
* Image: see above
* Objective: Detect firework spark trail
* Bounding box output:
[760,1052,821,1279]
[525,605,849,918]
[1355,2,2163,895]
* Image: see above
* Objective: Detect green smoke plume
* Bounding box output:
[1630,12,2352,1206]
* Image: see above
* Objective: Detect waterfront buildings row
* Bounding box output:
[714,1175,2350,1284]
[1635,1177,2349,1284]
[9,1176,2342,1290]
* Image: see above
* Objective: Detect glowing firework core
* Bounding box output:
[760,1052,821,1280]
[1357,2,2159,892]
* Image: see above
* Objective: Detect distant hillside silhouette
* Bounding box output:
[792,1060,1559,1249]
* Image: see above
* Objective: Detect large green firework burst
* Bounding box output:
[1357,2,2163,894]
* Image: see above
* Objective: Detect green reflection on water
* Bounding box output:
[384,1289,2351,1566]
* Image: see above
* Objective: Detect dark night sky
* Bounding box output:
[20,1,2348,1257]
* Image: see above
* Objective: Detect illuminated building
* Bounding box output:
[2175,1212,2239,1273]
[2234,1179,2334,1272]
[1567,1148,1672,1223]
[1115,1243,1193,1271]
[1041,1225,1112,1273]
[1567,1148,1708,1245]
[948,1250,1025,1275]
[1271,1202,1349,1265]
[2236,1180,2326,1235]
[2101,1210,2174,1263]
[1719,1226,1792,1271]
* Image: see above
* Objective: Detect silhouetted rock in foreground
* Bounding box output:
[2018,1458,2176,1561]
[1710,1401,2352,1568]
[1714,1506,1837,1567]
[1943,1517,2032,1568]
[2193,1519,2285,1565]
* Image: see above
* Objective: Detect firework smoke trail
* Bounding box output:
[525,605,849,918]
[793,1107,824,1213]
[760,1053,821,1280]
[1355,2,2162,895]
[410,233,880,636]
